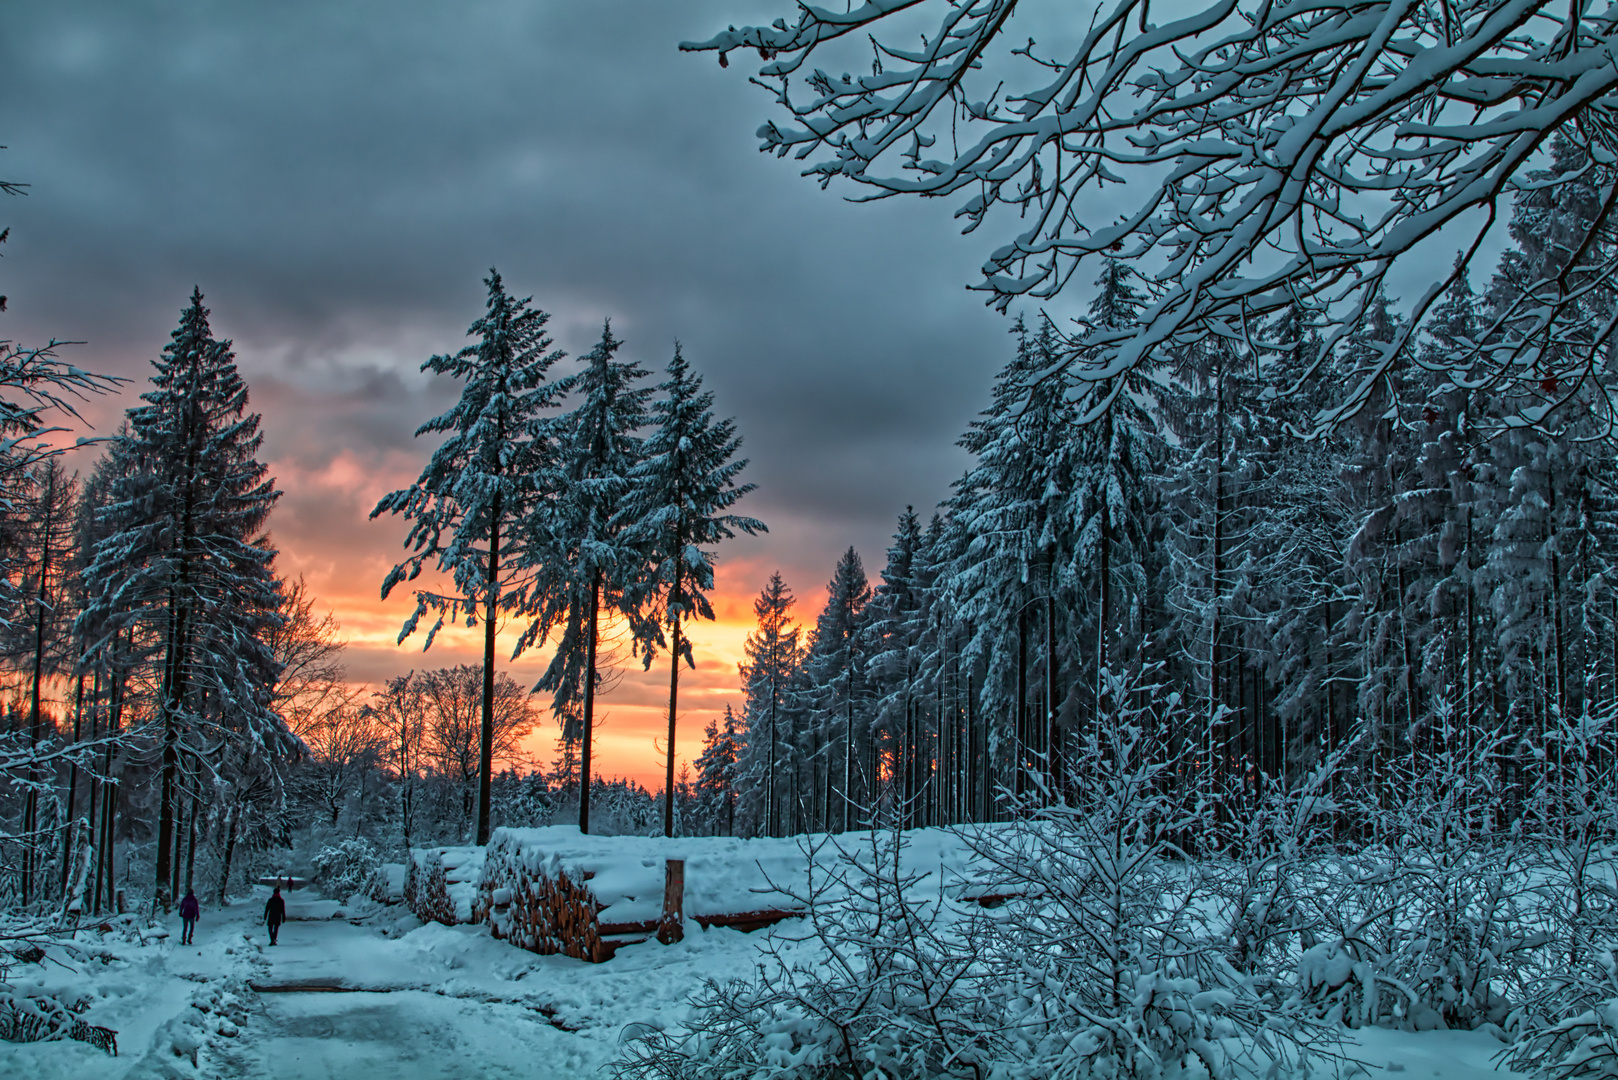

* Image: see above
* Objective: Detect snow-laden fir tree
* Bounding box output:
[617,344,763,837]
[1066,259,1163,715]
[528,321,653,834]
[801,547,872,833]
[372,269,566,844]
[948,316,1077,802]
[737,571,804,837]
[693,704,743,836]
[77,288,283,909]
[866,507,926,823]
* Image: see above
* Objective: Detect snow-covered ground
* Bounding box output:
[0,882,1529,1079]
[0,883,801,1079]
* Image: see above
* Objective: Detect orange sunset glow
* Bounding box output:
[265,441,778,792]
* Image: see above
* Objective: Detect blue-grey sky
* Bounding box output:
[0,1,1024,774]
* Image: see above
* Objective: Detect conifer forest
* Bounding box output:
[8,1,1618,1077]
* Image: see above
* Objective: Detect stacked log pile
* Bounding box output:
[405,847,484,926]
[479,838,608,962]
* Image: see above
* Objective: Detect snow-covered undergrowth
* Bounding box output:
[607,678,1618,1080]
[310,837,381,901]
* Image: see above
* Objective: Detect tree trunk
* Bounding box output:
[86,672,101,912]
[663,609,681,838]
[1017,604,1028,802]
[216,804,239,906]
[1046,592,1057,799]
[579,570,602,835]
[59,674,85,899]
[22,468,56,908]
[477,496,502,846]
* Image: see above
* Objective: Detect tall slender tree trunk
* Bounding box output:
[183,791,198,892]
[579,570,602,834]
[1017,605,1029,802]
[157,426,200,910]
[216,804,239,907]
[663,607,682,838]
[767,654,779,838]
[98,664,124,914]
[1046,592,1057,798]
[170,773,184,903]
[476,497,502,846]
[842,661,853,833]
[1548,483,1568,720]
[60,675,85,898]
[22,469,56,908]
[86,672,101,912]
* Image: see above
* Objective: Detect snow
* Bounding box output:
[0,853,1541,1079]
[0,877,812,1079]
[484,823,1002,925]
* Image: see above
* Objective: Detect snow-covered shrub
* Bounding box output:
[366,862,404,905]
[612,828,1002,1079]
[1215,748,1345,980]
[977,670,1332,1079]
[615,667,1333,1080]
[310,836,381,900]
[0,920,118,1054]
[1299,711,1541,1031]
[1522,706,1618,973]
[1508,949,1618,1079]
[0,987,116,1054]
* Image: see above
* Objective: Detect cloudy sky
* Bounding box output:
[0,1,1024,785]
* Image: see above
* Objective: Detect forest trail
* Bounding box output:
[188,887,593,1079]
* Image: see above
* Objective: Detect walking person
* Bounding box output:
[178,889,200,945]
[264,886,286,946]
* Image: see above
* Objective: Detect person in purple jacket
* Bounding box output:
[178,890,200,945]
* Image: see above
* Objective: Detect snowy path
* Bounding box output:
[213,900,593,1079]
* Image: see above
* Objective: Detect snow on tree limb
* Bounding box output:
[687,0,1618,429]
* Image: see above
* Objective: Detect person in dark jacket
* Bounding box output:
[178,890,200,945]
[264,887,286,945]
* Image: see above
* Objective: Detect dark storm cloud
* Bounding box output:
[0,0,1013,594]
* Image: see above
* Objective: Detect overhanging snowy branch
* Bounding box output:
[686,0,1618,427]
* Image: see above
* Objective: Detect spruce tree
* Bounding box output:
[78,288,282,908]
[693,704,744,836]
[372,269,565,845]
[738,571,804,837]
[619,345,764,836]
[802,547,872,832]
[867,508,925,822]
[528,321,653,834]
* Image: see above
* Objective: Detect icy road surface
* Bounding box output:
[1,881,1534,1080]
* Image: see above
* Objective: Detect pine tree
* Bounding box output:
[802,547,872,832]
[950,316,1078,803]
[867,508,925,823]
[77,288,283,909]
[372,269,565,844]
[738,571,804,837]
[693,704,744,836]
[619,345,764,837]
[528,321,653,834]
[1068,260,1162,708]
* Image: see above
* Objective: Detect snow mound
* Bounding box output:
[478,825,1004,962]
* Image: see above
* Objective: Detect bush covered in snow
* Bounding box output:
[310,837,381,901]
[614,669,1336,1080]
[1508,949,1618,1080]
